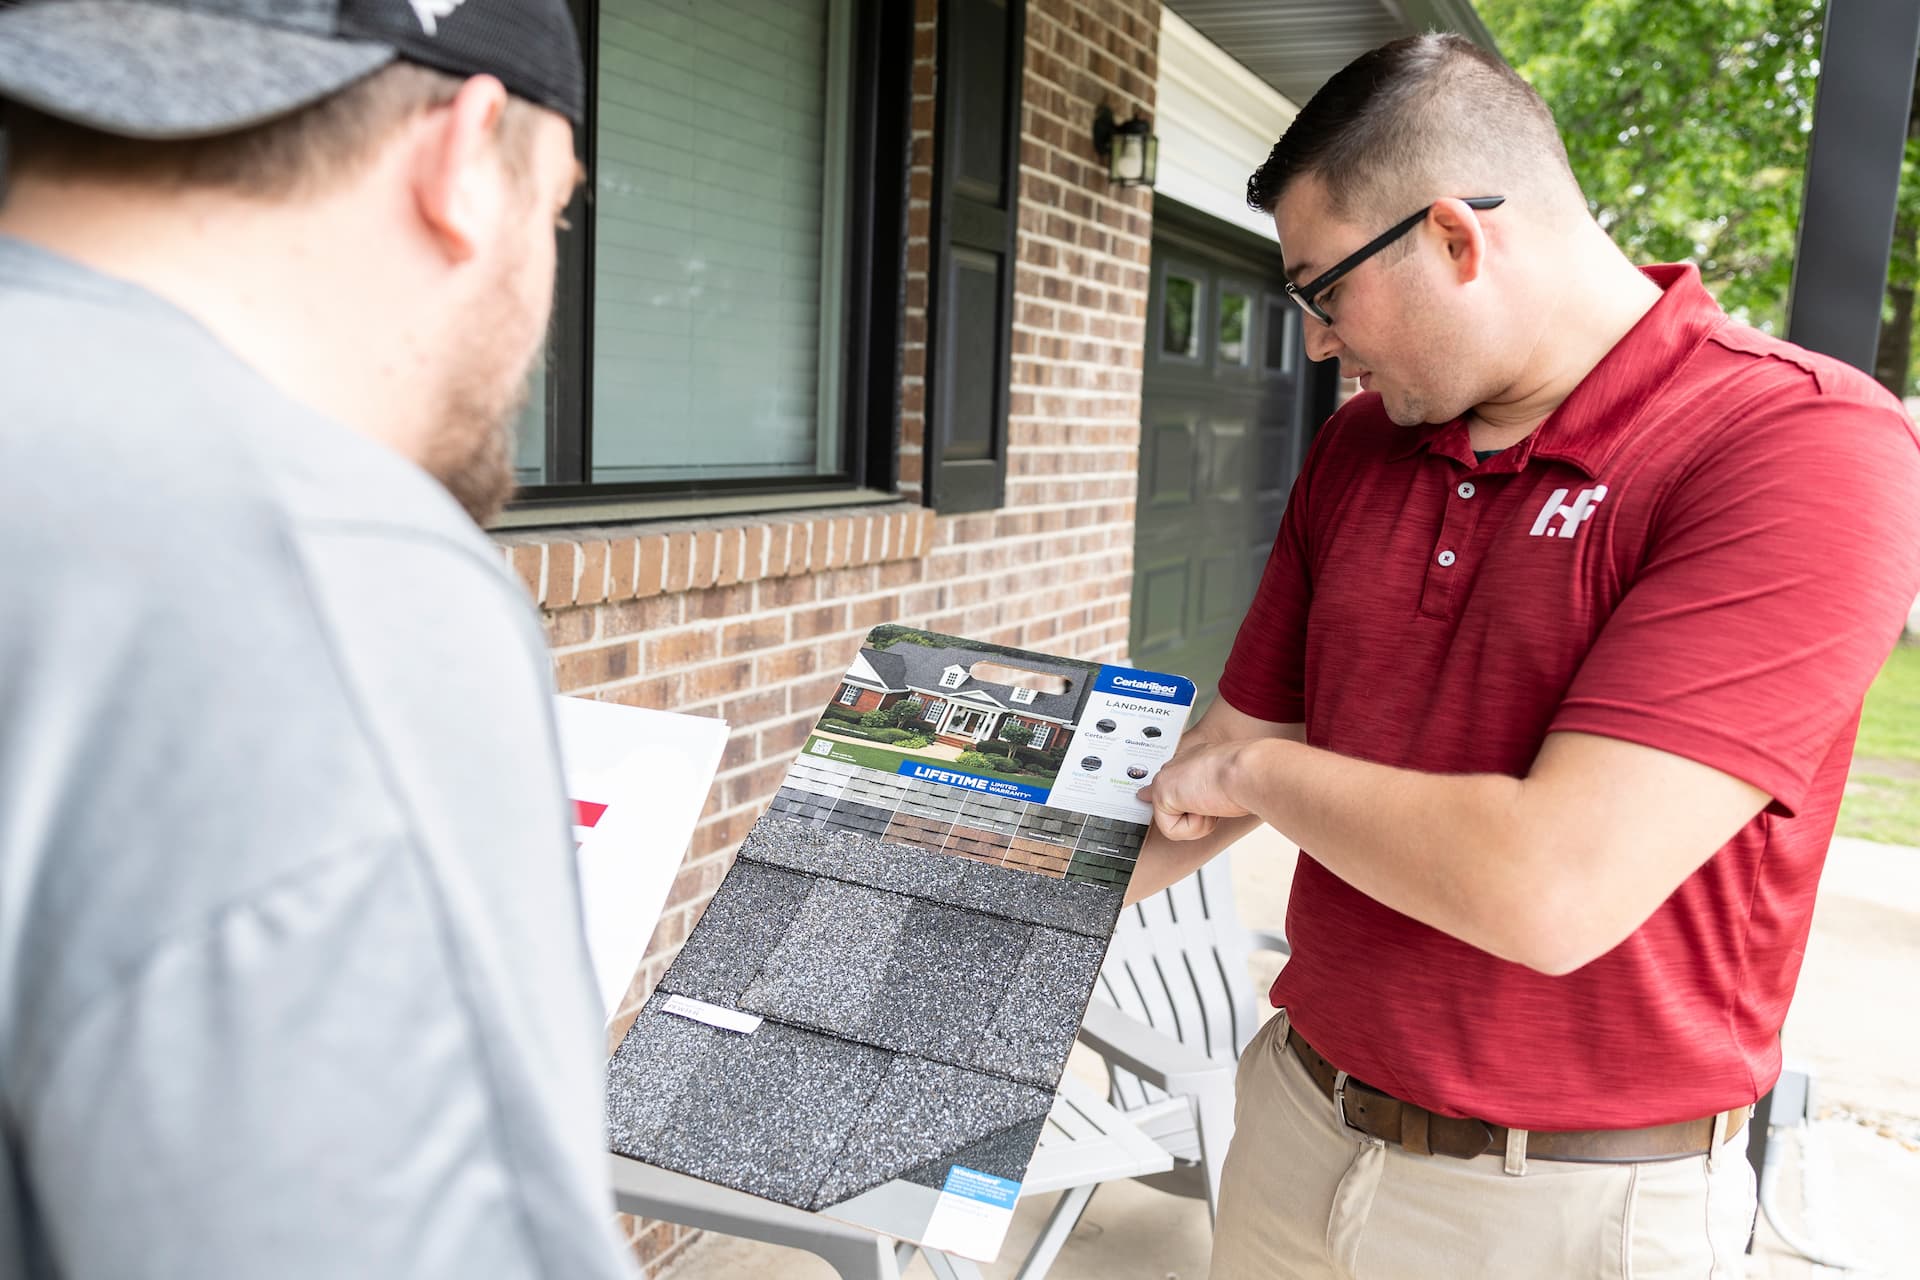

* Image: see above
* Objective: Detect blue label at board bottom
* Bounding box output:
[941,1166,1021,1209]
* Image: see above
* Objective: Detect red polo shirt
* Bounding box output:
[1217,264,1920,1130]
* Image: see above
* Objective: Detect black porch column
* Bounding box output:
[1784,0,1920,368]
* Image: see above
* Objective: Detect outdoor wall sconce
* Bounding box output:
[1093,104,1157,188]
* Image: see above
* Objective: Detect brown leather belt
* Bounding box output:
[1285,1027,1748,1164]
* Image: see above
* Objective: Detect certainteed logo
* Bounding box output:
[1110,675,1180,697]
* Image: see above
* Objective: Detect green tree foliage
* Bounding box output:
[1478,0,1830,333]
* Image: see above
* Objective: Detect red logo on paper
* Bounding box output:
[572,799,608,849]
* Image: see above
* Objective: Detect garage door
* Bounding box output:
[1131,201,1316,702]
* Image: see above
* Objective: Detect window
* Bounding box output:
[1218,290,1251,365]
[1264,296,1298,375]
[838,684,861,706]
[1162,272,1201,359]
[509,0,912,514]
[939,665,968,690]
[1009,686,1036,704]
[921,700,946,719]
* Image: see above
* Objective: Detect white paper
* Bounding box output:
[661,994,764,1034]
[553,696,728,1019]
[917,1166,1021,1261]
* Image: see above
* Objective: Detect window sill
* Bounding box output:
[489,497,937,612]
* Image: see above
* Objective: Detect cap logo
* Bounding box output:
[408,0,467,36]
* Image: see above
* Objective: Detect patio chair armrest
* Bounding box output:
[1247,927,1291,957]
[1076,999,1235,1093]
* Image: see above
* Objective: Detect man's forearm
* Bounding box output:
[1209,732,1766,974]
[1220,737,1541,963]
[1124,813,1262,905]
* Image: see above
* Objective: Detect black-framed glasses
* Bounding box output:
[1284,196,1506,326]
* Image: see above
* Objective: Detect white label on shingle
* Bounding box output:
[661,995,763,1034]
[919,1166,1020,1261]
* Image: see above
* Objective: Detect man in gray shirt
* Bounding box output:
[0,2,636,1275]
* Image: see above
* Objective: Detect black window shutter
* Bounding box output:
[925,0,1026,513]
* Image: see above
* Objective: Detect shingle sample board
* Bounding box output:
[606,626,1197,1262]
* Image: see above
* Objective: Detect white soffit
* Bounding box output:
[1154,8,1299,241]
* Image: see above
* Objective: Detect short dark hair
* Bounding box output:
[1246,33,1578,222]
[2,62,538,200]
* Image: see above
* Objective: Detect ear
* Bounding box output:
[411,75,512,265]
[1426,196,1491,284]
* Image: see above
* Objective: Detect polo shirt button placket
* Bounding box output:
[1419,467,1484,619]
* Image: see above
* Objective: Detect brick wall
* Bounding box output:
[494,0,1162,1271]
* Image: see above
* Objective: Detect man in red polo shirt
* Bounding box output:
[1131,33,1920,1280]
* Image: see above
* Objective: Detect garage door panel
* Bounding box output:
[1198,553,1243,628]
[1204,418,1247,503]
[1146,419,1197,507]
[1135,560,1191,654]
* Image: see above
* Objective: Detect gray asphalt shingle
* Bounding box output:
[739,878,914,1036]
[811,1058,1055,1209]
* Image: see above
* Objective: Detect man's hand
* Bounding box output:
[1122,701,1304,904]
[1138,738,1258,840]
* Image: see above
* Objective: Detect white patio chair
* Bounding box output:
[1073,852,1290,1224]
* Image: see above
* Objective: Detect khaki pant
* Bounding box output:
[1209,1011,1757,1280]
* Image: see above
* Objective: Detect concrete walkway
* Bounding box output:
[809,728,970,762]
[661,831,1920,1279]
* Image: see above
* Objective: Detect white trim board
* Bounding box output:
[1154,9,1299,242]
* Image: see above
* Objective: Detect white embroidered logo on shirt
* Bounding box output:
[1529,484,1608,538]
[408,0,466,36]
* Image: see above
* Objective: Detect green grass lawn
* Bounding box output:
[801,734,1059,789]
[1838,644,1920,847]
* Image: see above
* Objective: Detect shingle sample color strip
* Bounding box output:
[1004,837,1072,877]
[957,792,1025,837]
[784,757,858,799]
[1019,804,1087,841]
[767,785,836,826]
[882,811,953,854]
[897,782,969,823]
[944,824,1011,863]
[842,772,912,809]
[824,798,894,838]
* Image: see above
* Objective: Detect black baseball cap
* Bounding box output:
[0,0,584,139]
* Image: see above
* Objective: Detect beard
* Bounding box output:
[422,366,527,526]
[421,265,546,526]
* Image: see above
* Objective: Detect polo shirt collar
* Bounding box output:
[1387,263,1727,476]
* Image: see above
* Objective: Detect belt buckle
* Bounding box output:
[1334,1069,1353,1131]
